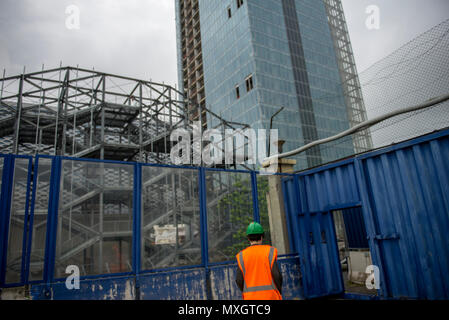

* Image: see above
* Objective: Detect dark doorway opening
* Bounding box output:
[332,207,377,296]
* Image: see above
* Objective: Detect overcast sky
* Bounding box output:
[0,0,448,87]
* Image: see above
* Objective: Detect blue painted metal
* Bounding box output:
[19,157,33,284]
[43,156,62,289]
[250,171,260,223]
[2,128,449,300]
[208,256,302,300]
[132,163,142,286]
[0,155,14,286]
[355,135,449,299]
[24,156,39,285]
[30,275,136,300]
[0,155,34,287]
[198,167,211,299]
[140,267,207,300]
[52,271,134,283]
[343,292,380,300]
[198,168,209,268]
[353,158,387,298]
[281,176,298,254]
[35,255,302,300]
[282,172,345,299]
[24,156,49,284]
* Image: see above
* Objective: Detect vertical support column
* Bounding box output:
[198,168,208,266]
[169,88,174,160]
[19,157,33,285]
[251,171,260,223]
[198,167,211,299]
[0,155,15,287]
[0,69,5,102]
[139,82,143,162]
[99,172,104,275]
[132,163,142,299]
[43,156,62,298]
[61,69,70,156]
[171,172,179,265]
[24,156,41,285]
[354,158,387,298]
[13,71,25,154]
[34,64,45,155]
[101,75,106,160]
[262,158,296,255]
[54,65,63,155]
[99,75,106,274]
[89,71,95,148]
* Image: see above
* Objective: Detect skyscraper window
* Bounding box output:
[245,75,253,92]
[175,0,370,169]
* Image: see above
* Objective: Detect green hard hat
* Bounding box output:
[246,222,264,235]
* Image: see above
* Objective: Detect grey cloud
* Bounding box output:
[0,0,177,85]
[0,0,448,87]
[342,0,449,72]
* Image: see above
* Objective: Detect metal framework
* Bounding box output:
[0,66,255,285]
[0,66,248,167]
[0,153,271,290]
[324,0,373,153]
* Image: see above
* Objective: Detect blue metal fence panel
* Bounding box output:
[0,155,34,287]
[28,256,302,300]
[209,264,240,300]
[0,155,14,287]
[30,276,136,300]
[139,268,207,300]
[3,129,449,300]
[208,256,303,300]
[278,256,303,300]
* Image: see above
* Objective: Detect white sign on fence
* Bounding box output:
[153,224,189,245]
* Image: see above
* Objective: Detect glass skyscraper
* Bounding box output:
[175,0,370,170]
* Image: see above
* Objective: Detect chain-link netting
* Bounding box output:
[293,18,449,172]
[360,18,449,148]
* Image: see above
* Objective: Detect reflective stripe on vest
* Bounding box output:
[238,246,279,294]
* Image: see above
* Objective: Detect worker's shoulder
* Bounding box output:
[241,244,275,254]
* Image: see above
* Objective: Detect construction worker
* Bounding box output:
[235,222,283,300]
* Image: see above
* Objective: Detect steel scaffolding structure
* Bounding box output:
[324,0,373,153]
[0,66,248,166]
[0,67,253,280]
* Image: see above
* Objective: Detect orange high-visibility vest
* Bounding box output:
[236,245,282,300]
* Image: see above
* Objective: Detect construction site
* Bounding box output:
[0,2,449,301]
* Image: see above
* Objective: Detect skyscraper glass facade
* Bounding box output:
[177,0,356,170]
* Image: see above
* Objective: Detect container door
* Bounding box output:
[282,177,344,299]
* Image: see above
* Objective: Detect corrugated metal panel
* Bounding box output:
[298,161,360,213]
[284,129,449,300]
[357,133,449,299]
